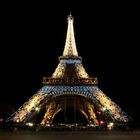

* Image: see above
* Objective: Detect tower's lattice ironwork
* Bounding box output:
[7,14,131,127]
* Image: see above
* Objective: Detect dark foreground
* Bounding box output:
[0,130,140,140]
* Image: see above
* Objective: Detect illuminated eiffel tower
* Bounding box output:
[7,14,131,128]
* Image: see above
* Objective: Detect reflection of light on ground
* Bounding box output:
[0,131,140,140]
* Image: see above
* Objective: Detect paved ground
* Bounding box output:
[0,131,140,140]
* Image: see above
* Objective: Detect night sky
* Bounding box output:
[1,2,139,124]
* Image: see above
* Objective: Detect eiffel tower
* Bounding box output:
[7,14,131,128]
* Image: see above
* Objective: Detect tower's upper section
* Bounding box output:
[62,14,78,56]
[43,14,98,85]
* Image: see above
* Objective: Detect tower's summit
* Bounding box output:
[67,13,74,21]
[63,14,78,56]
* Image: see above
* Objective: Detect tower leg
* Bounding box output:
[40,101,57,126]
[85,102,99,125]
